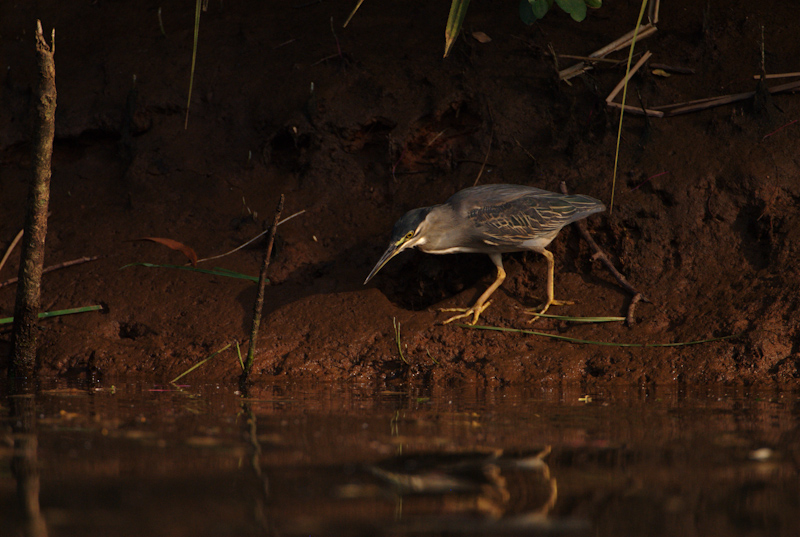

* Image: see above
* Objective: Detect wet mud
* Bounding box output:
[1,1,799,385]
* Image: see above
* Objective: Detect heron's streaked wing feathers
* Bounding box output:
[448,185,603,246]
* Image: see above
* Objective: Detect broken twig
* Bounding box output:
[654,79,800,116]
[559,23,657,81]
[560,182,648,326]
[0,229,24,276]
[606,51,652,103]
[0,256,102,289]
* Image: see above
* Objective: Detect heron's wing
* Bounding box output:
[449,185,604,246]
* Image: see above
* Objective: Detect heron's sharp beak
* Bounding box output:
[364,242,405,285]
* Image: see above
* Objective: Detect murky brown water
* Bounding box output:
[2,379,799,536]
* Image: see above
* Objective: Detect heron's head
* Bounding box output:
[364,207,433,284]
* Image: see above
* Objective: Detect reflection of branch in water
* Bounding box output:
[10,391,49,537]
[242,403,276,536]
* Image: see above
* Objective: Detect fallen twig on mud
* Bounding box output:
[197,209,305,263]
[526,313,625,323]
[556,53,624,65]
[654,80,800,116]
[311,54,339,67]
[1,256,101,289]
[629,171,669,192]
[273,38,297,50]
[607,102,664,118]
[606,51,652,104]
[330,16,344,62]
[0,228,24,275]
[472,128,493,187]
[513,138,537,162]
[751,72,800,80]
[559,23,657,81]
[605,50,663,117]
[560,182,649,326]
[762,119,798,140]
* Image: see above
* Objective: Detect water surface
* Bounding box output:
[2,380,798,536]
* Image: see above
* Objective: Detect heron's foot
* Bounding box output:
[441,301,492,326]
[525,299,572,323]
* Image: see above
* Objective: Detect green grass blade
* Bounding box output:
[393,317,409,364]
[235,340,245,371]
[458,323,742,347]
[610,0,649,212]
[0,305,103,325]
[170,342,232,384]
[343,0,367,28]
[444,0,471,58]
[184,0,202,129]
[121,263,259,282]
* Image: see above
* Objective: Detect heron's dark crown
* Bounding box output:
[390,207,432,242]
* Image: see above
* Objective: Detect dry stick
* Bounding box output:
[559,24,657,81]
[751,72,800,80]
[10,21,56,377]
[560,182,648,327]
[0,256,101,289]
[197,209,305,263]
[606,51,652,103]
[649,0,661,24]
[242,195,284,381]
[556,53,625,64]
[472,127,493,187]
[607,102,664,118]
[655,80,800,116]
[0,229,24,275]
[592,24,657,58]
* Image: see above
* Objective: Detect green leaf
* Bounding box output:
[531,0,552,19]
[584,0,602,8]
[556,0,587,21]
[519,0,536,24]
[444,0,471,57]
[520,0,553,24]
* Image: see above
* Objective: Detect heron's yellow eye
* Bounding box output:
[404,231,414,241]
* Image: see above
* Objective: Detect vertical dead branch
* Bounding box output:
[241,195,284,383]
[10,21,57,378]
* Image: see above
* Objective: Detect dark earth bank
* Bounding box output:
[1,0,799,386]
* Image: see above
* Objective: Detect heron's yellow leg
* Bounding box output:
[442,254,505,325]
[526,248,572,322]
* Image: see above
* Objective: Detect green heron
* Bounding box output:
[364,184,605,325]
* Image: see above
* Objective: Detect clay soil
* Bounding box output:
[1,0,799,386]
